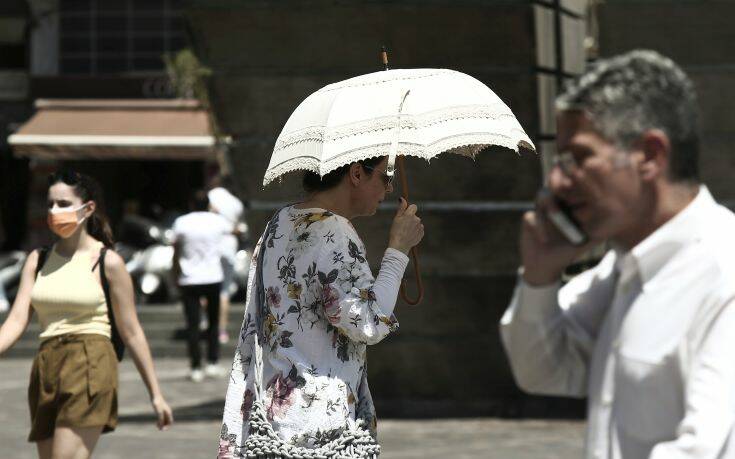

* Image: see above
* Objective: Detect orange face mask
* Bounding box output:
[47,203,89,238]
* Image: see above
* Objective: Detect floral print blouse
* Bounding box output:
[219,206,400,456]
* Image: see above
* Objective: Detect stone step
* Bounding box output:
[131,303,246,320]
[2,338,240,359]
[0,303,246,321]
[0,303,246,323]
[0,303,247,358]
[14,322,243,342]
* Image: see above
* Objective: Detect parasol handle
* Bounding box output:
[379,47,423,305]
[397,155,424,305]
[401,247,424,305]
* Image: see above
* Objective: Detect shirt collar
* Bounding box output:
[614,185,714,286]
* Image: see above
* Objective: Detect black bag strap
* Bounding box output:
[98,247,111,304]
[98,247,125,361]
[34,246,50,279]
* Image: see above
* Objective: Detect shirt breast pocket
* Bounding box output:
[615,350,683,442]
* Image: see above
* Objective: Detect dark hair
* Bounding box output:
[48,169,115,247]
[190,189,210,211]
[557,49,700,183]
[302,156,385,193]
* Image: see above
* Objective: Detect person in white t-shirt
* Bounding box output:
[173,190,231,382]
[207,181,244,345]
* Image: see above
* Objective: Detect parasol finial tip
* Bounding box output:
[380,45,389,71]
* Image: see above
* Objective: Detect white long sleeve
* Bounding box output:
[499,253,617,398]
[371,248,410,316]
[316,230,407,345]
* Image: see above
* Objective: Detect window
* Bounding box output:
[533,0,588,175]
[59,0,187,75]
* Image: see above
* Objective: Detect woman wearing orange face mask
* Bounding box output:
[0,170,173,459]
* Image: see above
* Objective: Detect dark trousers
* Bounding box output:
[179,282,221,369]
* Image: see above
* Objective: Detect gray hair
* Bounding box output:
[556,49,700,183]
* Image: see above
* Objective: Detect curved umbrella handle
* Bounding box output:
[400,246,424,305]
[396,155,424,305]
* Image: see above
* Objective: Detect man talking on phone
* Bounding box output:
[500,50,735,459]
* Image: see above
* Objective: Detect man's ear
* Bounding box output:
[638,129,670,182]
[348,163,363,187]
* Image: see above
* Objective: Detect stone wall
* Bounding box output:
[597,1,735,204]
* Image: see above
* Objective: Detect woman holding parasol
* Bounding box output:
[219,156,423,455]
[219,64,532,457]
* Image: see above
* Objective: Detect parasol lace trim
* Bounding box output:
[263,131,534,186]
[274,126,325,152]
[262,156,321,185]
[274,104,516,152]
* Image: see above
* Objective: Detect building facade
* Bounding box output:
[1,0,218,250]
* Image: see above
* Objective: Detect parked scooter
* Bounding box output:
[116,214,178,305]
[0,251,26,312]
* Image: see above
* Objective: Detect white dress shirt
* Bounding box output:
[500,186,735,459]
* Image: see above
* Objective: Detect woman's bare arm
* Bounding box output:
[0,251,38,356]
[104,250,173,430]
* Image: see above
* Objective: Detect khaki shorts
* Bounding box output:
[28,334,118,442]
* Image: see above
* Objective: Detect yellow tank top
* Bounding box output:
[31,246,111,340]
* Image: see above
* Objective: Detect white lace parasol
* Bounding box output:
[263,68,535,186]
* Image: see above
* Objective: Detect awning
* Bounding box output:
[8,99,222,160]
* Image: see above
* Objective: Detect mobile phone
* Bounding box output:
[541,189,588,246]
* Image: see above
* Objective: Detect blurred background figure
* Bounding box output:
[207,175,245,345]
[173,190,231,382]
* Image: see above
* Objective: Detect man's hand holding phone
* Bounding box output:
[520,188,594,286]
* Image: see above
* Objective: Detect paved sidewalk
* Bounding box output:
[0,358,584,458]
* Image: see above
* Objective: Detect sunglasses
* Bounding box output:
[361,164,395,188]
[48,170,83,186]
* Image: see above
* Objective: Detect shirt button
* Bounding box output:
[601,394,613,406]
